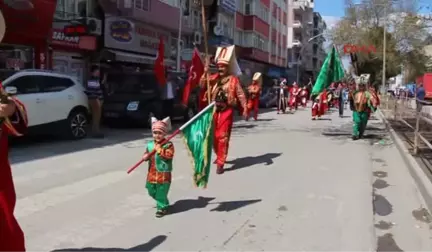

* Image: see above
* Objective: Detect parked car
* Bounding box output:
[2,69,89,139]
[102,71,198,128]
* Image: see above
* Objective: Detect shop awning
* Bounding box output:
[108,49,175,66]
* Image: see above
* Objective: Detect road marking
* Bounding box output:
[15,174,185,219]
[15,171,128,218]
[27,176,185,250]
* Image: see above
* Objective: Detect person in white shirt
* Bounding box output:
[161,74,176,119]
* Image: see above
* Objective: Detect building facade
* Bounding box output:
[308,12,327,77]
[99,0,199,74]
[235,0,288,80]
[287,0,314,83]
[0,0,57,79]
[50,0,101,85]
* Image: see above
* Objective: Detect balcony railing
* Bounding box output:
[293,20,302,29]
[292,39,302,47]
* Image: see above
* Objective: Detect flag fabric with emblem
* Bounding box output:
[154,36,166,87]
[180,102,215,188]
[182,48,204,106]
[311,46,345,95]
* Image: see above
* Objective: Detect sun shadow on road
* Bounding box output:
[224,153,282,172]
[232,124,257,129]
[50,235,167,251]
[10,129,153,165]
[168,197,262,215]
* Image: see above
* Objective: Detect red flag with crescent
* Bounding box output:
[182,48,204,106]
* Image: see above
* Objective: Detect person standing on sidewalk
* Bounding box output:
[161,73,176,119]
[85,65,104,138]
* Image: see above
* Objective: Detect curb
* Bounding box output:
[377,109,432,212]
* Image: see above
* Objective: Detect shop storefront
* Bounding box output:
[103,16,176,72]
[49,28,97,85]
[0,0,56,77]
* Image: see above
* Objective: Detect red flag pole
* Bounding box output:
[127,102,216,174]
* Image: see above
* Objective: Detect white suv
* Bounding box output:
[2,70,89,139]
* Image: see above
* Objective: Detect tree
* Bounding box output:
[330,0,431,84]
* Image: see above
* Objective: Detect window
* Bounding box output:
[234,30,243,45]
[243,32,254,47]
[193,10,201,30]
[135,0,150,11]
[219,14,234,39]
[7,76,41,94]
[245,0,252,15]
[55,0,93,19]
[236,0,244,13]
[41,77,75,92]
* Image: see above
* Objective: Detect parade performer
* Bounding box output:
[351,74,377,140]
[0,9,28,251]
[311,90,328,120]
[299,86,309,107]
[288,82,300,111]
[200,45,247,174]
[142,117,174,217]
[277,79,288,114]
[246,72,262,121]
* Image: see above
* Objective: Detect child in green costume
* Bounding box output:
[142,117,174,218]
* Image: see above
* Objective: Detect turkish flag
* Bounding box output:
[182,48,204,106]
[154,37,166,87]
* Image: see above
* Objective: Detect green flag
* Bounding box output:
[311,46,345,95]
[181,102,215,188]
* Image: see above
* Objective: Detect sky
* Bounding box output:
[314,0,432,70]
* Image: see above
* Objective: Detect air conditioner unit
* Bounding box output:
[193,31,202,45]
[86,18,102,36]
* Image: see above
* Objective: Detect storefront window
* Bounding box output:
[0,44,34,80]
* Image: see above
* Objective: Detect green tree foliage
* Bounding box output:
[330,0,431,84]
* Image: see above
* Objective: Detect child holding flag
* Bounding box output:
[142,117,174,218]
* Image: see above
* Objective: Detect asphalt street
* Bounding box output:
[9,105,432,251]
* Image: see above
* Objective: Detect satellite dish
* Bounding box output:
[0,10,5,43]
[3,0,34,10]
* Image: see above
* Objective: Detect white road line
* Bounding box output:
[27,176,185,250]
[15,171,129,218]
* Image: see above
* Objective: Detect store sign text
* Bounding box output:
[52,31,80,44]
[135,25,168,50]
[343,44,377,54]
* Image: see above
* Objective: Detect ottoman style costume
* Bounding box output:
[199,45,247,174]
[0,10,28,251]
[350,74,378,140]
[246,72,262,121]
[144,117,174,217]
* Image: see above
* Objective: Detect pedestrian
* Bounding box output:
[86,65,104,138]
[0,83,27,251]
[161,73,176,119]
[337,82,344,117]
[416,83,425,112]
[142,117,174,218]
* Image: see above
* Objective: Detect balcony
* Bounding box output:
[293,20,303,29]
[293,0,314,10]
[292,39,302,47]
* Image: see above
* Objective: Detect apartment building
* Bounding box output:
[287,0,314,83]
[235,0,288,79]
[306,12,327,77]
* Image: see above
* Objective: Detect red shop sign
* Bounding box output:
[343,44,377,54]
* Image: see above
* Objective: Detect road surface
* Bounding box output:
[10,106,432,251]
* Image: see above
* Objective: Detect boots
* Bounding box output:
[216,165,224,174]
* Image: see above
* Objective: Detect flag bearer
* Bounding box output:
[199,45,247,174]
[142,117,175,217]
